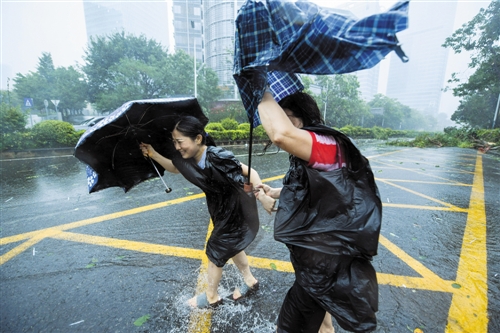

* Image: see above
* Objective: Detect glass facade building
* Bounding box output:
[82,1,172,51]
[386,1,458,115]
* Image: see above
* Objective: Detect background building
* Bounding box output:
[202,0,245,100]
[82,0,173,51]
[172,0,203,62]
[385,1,458,116]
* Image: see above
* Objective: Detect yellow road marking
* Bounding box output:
[0,152,490,332]
[187,221,214,333]
[383,203,468,212]
[365,149,409,160]
[373,160,471,185]
[377,179,467,210]
[0,193,206,246]
[379,235,456,292]
[446,154,488,332]
[376,179,472,186]
[0,228,62,265]
[52,231,205,260]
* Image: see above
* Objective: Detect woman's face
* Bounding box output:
[172,128,204,160]
[284,108,304,129]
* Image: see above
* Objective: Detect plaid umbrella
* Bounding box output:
[233,0,410,127]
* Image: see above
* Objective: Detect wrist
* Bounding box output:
[265,85,273,96]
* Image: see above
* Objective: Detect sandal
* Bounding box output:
[192,293,223,309]
[233,281,259,301]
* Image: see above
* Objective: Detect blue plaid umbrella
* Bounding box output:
[233,0,410,127]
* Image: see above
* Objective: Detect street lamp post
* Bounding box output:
[194,38,197,98]
[492,93,500,129]
[44,99,48,117]
[323,80,329,122]
[51,100,60,118]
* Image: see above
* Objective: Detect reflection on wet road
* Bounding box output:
[1,145,499,332]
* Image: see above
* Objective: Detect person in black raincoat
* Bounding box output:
[256,90,382,333]
[140,116,276,308]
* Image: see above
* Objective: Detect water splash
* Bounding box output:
[142,264,279,332]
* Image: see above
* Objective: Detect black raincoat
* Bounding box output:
[172,146,260,267]
[275,125,382,332]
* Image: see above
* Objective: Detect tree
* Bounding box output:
[313,75,369,128]
[366,94,435,130]
[0,103,26,134]
[12,53,87,116]
[83,32,222,113]
[442,1,500,128]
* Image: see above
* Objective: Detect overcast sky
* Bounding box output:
[0,0,492,115]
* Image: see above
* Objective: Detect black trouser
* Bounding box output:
[276,281,326,333]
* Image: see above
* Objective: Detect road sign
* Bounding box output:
[51,100,60,107]
[23,98,33,108]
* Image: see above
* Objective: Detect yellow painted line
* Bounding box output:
[0,176,280,263]
[373,160,470,185]
[51,231,205,260]
[365,149,409,160]
[188,220,214,333]
[379,235,453,289]
[377,274,455,293]
[0,193,206,246]
[263,175,285,182]
[0,150,490,332]
[377,179,467,211]
[383,203,468,213]
[376,179,472,187]
[446,154,488,333]
[247,255,294,272]
[0,228,62,265]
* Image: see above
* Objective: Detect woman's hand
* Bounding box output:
[256,184,281,199]
[139,142,156,158]
[255,188,277,214]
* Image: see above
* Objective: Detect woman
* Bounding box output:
[140,116,275,308]
[256,90,382,333]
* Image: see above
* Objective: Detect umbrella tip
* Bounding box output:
[165,188,172,194]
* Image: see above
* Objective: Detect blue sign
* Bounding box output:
[23,98,34,108]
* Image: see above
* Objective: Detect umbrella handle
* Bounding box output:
[148,157,172,193]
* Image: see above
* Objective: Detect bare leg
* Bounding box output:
[188,260,223,307]
[318,313,335,333]
[231,251,258,299]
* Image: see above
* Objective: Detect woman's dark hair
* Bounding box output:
[174,116,216,146]
[278,91,324,126]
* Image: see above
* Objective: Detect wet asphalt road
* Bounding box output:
[1,142,499,333]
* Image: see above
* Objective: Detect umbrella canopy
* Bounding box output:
[74,97,208,193]
[233,0,410,126]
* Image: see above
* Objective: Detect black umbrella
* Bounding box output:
[74,97,208,194]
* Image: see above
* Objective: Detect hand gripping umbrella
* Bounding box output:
[74,97,208,194]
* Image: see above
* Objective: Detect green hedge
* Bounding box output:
[10,117,496,151]
[31,120,81,148]
[387,127,500,148]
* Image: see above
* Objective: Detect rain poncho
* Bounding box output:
[233,0,410,126]
[276,124,382,332]
[172,146,259,267]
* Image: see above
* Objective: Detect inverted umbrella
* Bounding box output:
[233,0,410,126]
[74,97,208,193]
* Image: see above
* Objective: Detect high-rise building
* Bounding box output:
[82,1,172,51]
[172,0,203,62]
[385,1,458,116]
[203,0,245,99]
[171,0,244,99]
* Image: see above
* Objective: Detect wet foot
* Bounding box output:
[233,279,258,300]
[187,293,221,308]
